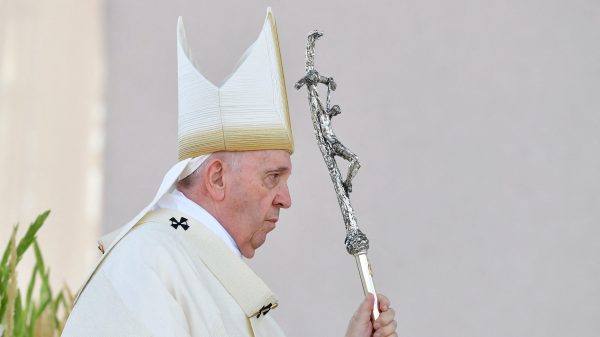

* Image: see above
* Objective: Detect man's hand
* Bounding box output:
[345,293,397,337]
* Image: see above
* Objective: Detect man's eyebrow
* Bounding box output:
[267,166,291,173]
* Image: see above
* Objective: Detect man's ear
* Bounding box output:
[204,159,226,201]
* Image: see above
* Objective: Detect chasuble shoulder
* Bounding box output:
[62,209,286,337]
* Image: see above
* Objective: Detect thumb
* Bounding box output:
[355,293,375,321]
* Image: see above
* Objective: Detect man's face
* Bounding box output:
[222,150,292,258]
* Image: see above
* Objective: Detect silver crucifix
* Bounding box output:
[295,30,379,320]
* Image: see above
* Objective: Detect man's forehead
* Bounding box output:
[244,150,292,172]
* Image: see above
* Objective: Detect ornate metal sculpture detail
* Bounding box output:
[295,31,367,255]
[295,31,379,319]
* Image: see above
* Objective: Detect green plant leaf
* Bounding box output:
[13,291,23,337]
[32,241,46,275]
[0,296,7,326]
[16,211,50,263]
[51,292,65,330]
[32,295,51,327]
[0,211,71,337]
[0,226,18,270]
[0,226,18,306]
[24,261,38,333]
[0,225,18,332]
[36,265,52,319]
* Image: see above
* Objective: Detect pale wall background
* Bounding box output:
[0,0,103,292]
[103,1,600,336]
[2,0,598,336]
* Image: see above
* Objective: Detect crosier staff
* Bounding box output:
[295,31,379,320]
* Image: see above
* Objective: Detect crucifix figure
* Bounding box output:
[320,103,361,193]
[294,29,379,320]
[294,34,360,194]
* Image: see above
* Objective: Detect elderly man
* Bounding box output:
[62,8,397,337]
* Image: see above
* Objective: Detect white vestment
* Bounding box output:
[156,189,240,257]
[62,208,286,337]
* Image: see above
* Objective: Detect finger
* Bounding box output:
[373,319,397,337]
[377,293,391,312]
[373,308,396,329]
[373,308,395,329]
[355,293,375,320]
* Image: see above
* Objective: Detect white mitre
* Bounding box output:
[75,7,292,303]
[178,7,293,159]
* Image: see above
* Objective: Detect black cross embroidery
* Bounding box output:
[256,303,273,318]
[170,217,189,231]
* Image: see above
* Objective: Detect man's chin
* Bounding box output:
[243,236,270,258]
[241,250,255,259]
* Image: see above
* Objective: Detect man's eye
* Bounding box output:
[266,173,280,185]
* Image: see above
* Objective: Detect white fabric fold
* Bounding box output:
[75,155,209,304]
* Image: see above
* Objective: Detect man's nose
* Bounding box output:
[274,183,292,209]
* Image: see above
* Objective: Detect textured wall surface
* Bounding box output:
[0,0,104,290]
[104,1,600,336]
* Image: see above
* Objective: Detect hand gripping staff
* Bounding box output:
[295,31,379,320]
